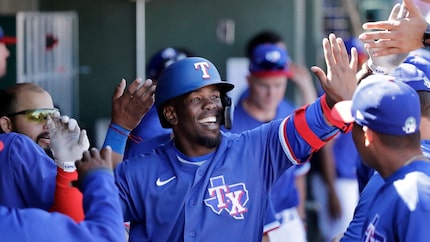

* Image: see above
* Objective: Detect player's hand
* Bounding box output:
[311,33,358,108]
[359,0,427,56]
[73,147,113,190]
[365,2,410,74]
[47,111,90,172]
[110,78,156,131]
[289,63,318,105]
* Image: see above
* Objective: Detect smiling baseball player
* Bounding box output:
[114,33,358,242]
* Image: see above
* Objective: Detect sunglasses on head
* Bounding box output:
[7,108,59,123]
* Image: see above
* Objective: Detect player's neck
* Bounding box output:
[242,98,276,123]
[420,117,430,140]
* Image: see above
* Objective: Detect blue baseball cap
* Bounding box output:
[332,75,420,136]
[249,44,292,77]
[146,47,188,80]
[0,25,16,45]
[402,54,430,78]
[390,63,430,92]
[409,48,430,64]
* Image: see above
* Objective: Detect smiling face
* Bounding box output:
[165,85,224,154]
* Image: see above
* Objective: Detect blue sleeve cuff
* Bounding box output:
[102,123,130,154]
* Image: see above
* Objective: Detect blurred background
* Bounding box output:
[0,1,396,241]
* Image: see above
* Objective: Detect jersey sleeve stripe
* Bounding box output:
[278,117,301,165]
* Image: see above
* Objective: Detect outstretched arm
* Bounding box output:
[359,0,427,56]
[103,78,156,167]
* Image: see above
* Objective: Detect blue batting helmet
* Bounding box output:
[155,57,234,128]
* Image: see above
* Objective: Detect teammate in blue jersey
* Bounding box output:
[339,62,430,242]
[114,33,359,241]
[230,43,313,241]
[0,146,126,242]
[332,72,430,242]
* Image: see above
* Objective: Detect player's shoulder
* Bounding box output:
[393,165,430,211]
[120,142,174,168]
[0,132,39,150]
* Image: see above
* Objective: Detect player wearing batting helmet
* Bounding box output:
[114,33,358,242]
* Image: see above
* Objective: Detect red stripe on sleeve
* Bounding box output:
[49,168,84,222]
[293,105,325,151]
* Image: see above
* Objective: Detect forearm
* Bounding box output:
[1,170,124,242]
[49,168,84,222]
[103,123,129,168]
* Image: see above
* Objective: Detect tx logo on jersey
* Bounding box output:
[204,175,249,219]
[363,215,386,242]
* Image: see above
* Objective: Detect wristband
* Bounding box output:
[58,161,77,172]
[320,94,352,133]
[103,123,130,154]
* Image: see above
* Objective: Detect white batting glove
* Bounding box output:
[367,3,409,75]
[47,111,90,172]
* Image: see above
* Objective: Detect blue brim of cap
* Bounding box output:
[331,100,354,123]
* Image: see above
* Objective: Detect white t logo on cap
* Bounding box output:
[194,62,211,79]
[265,50,281,63]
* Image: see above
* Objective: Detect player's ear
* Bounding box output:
[0,116,13,133]
[163,105,178,126]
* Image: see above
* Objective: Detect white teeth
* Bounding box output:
[199,116,216,123]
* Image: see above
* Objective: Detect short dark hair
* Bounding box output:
[0,83,47,117]
[246,30,283,59]
[418,90,430,119]
[377,131,421,150]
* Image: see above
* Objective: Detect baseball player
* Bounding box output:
[339,61,430,242]
[114,33,358,241]
[1,146,125,242]
[332,72,430,242]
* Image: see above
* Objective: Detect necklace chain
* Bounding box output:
[403,154,429,166]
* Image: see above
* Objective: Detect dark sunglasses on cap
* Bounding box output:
[7,108,59,123]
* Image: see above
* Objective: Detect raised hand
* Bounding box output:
[365,2,410,74]
[47,112,90,172]
[311,33,358,108]
[359,0,427,56]
[110,78,156,131]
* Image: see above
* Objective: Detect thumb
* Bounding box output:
[388,3,401,20]
[113,79,126,100]
[404,0,422,17]
[310,66,327,85]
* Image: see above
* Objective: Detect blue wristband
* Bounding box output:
[102,123,130,154]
